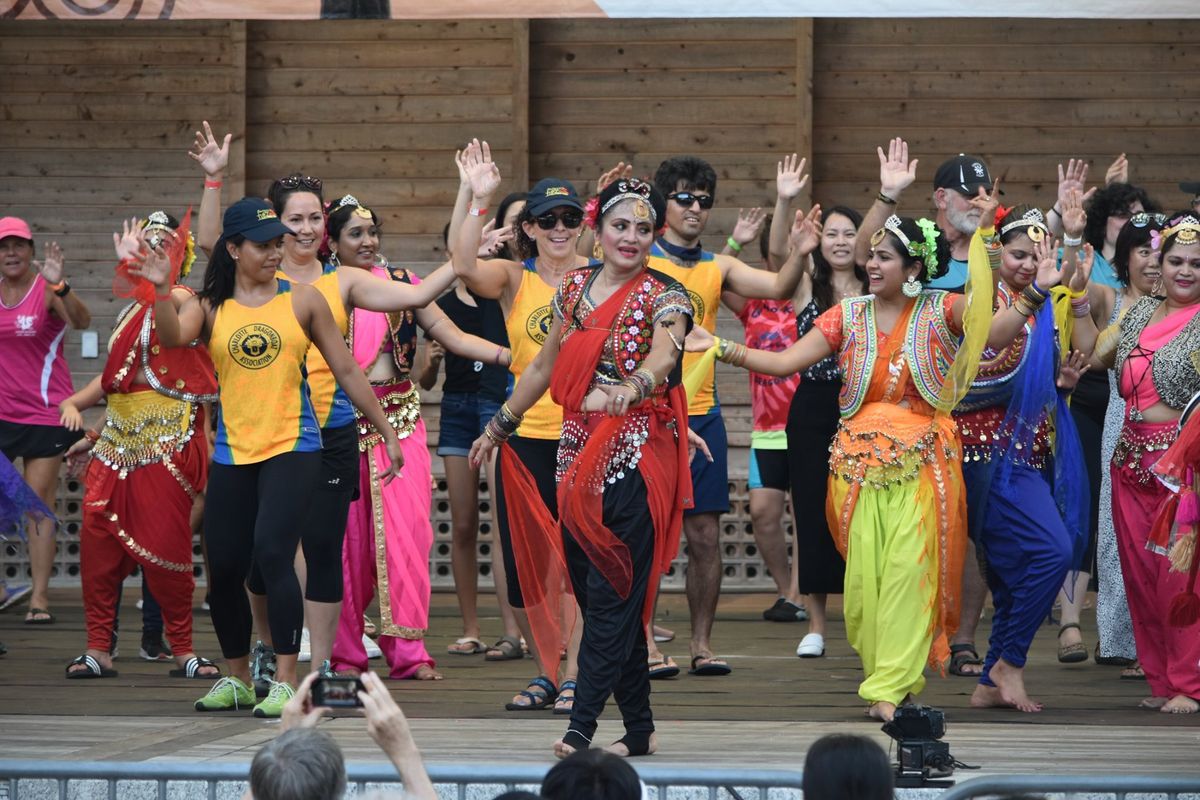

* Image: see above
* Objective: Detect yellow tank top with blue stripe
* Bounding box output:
[210,279,322,465]
[280,264,353,430]
[505,260,563,440]
[647,242,722,416]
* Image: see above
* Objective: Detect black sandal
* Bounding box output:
[505,675,557,711]
[948,643,984,677]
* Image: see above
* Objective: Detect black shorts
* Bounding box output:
[318,422,361,499]
[748,448,789,492]
[0,419,82,461]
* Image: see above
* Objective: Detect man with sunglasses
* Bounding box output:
[648,155,812,677]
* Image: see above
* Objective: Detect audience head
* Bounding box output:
[327,194,382,269]
[932,154,993,236]
[0,216,35,280]
[541,748,642,800]
[491,792,541,800]
[1085,182,1159,253]
[249,727,346,800]
[267,172,326,264]
[811,204,866,310]
[655,156,718,241]
[802,734,893,800]
[514,178,583,261]
[1113,212,1165,290]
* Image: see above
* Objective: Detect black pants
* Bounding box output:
[205,451,321,659]
[786,380,845,595]
[562,470,655,750]
[493,435,561,608]
[1070,369,1107,574]
[247,423,359,603]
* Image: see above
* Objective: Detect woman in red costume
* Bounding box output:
[60,212,220,680]
[470,177,695,759]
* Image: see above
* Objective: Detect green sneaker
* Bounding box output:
[252,680,295,718]
[194,676,255,712]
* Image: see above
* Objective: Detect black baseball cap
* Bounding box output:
[525,178,584,217]
[222,197,294,242]
[1180,181,1200,198]
[934,155,994,196]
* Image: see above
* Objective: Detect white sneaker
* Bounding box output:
[363,633,382,660]
[796,632,825,658]
[298,627,311,663]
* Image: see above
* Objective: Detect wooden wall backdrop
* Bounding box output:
[2,17,1199,588]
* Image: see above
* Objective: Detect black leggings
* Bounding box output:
[205,451,321,659]
[246,423,359,603]
[493,435,561,608]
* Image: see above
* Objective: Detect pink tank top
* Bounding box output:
[0,274,74,425]
[736,298,800,438]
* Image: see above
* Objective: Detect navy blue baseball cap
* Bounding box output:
[223,197,294,242]
[525,178,584,217]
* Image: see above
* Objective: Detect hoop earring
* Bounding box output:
[593,241,604,262]
[329,251,341,267]
[901,276,922,298]
[1151,278,1164,296]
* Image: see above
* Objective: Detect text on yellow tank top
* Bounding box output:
[647,243,722,416]
[280,264,353,429]
[209,279,322,465]
[507,261,564,439]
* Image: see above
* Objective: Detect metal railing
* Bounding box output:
[940,774,1200,800]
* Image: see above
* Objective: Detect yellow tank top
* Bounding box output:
[506,262,564,439]
[281,264,353,429]
[647,243,723,416]
[210,279,322,465]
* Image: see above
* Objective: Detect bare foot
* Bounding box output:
[413,664,443,681]
[982,659,1043,712]
[1139,696,1168,710]
[867,701,896,721]
[603,733,658,757]
[653,625,675,643]
[553,739,576,760]
[1161,695,1200,714]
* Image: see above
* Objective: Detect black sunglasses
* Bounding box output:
[535,210,583,230]
[668,191,714,210]
[1130,212,1167,228]
[277,174,323,192]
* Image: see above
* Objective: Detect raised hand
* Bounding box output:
[776,153,809,200]
[125,239,172,292]
[478,220,515,258]
[280,672,330,731]
[597,161,634,193]
[454,148,469,187]
[462,138,501,202]
[1061,188,1087,240]
[969,178,1002,227]
[34,242,65,285]
[1056,349,1091,391]
[684,326,716,352]
[731,207,767,247]
[1056,158,1096,210]
[877,137,919,199]
[113,217,146,262]
[188,120,231,178]
[1105,153,1129,186]
[789,204,824,257]
[1068,243,1096,293]
[1033,236,1064,290]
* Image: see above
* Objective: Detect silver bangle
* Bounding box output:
[1063,233,1083,247]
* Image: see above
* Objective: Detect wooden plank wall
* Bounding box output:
[0,20,246,389]
[811,20,1200,215]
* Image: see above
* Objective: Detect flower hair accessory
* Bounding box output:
[872,216,941,278]
[1150,230,1164,252]
[999,208,1048,243]
[915,218,941,277]
[583,196,600,230]
[992,205,1010,229]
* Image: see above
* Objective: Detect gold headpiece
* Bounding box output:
[1163,215,1200,246]
[999,208,1048,243]
[336,194,374,219]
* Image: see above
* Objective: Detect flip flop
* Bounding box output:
[66,654,117,679]
[648,656,680,680]
[447,637,487,655]
[24,607,55,625]
[169,656,221,679]
[688,655,732,676]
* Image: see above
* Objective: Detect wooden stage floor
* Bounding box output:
[1,588,1198,777]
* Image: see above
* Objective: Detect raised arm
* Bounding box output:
[342,261,457,312]
[854,138,919,267]
[295,284,403,479]
[687,323,833,377]
[189,121,231,256]
[453,139,520,300]
[1047,159,1096,239]
[129,241,206,347]
[39,243,91,330]
[720,208,766,258]
[417,303,511,367]
[721,205,822,299]
[770,153,809,266]
[445,149,473,258]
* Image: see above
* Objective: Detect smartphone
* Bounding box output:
[311,675,364,708]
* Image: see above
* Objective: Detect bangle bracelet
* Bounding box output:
[204,179,223,190]
[1063,233,1083,247]
[877,191,898,206]
[468,205,488,217]
[725,236,743,253]
[53,281,71,297]
[495,346,506,366]
[1072,301,1092,318]
[1049,206,1062,218]
[84,430,100,443]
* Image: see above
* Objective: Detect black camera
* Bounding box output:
[311,676,364,708]
[881,705,956,786]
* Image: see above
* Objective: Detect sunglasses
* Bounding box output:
[1130,212,1167,228]
[668,192,714,210]
[277,174,323,192]
[534,210,583,230]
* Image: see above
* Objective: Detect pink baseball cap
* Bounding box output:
[0,217,33,242]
